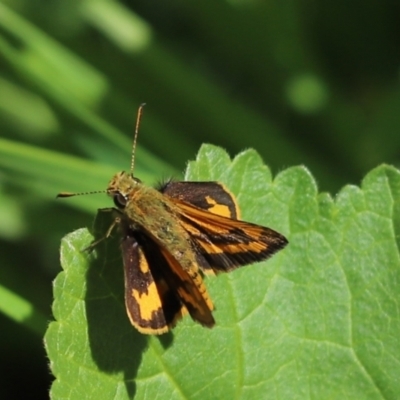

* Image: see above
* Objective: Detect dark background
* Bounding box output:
[1,1,400,398]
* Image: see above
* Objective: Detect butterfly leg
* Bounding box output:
[84,208,121,252]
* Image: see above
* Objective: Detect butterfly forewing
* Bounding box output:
[121,218,215,332]
[121,228,186,334]
[160,181,288,273]
[177,201,287,272]
[161,181,240,219]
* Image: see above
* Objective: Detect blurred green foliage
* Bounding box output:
[0,0,399,398]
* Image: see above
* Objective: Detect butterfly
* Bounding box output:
[58,104,288,334]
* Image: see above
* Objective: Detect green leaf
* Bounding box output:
[45,144,400,399]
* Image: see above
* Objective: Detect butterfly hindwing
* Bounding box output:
[157,246,215,327]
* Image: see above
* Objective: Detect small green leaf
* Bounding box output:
[45,144,400,399]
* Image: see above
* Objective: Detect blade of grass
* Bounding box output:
[0,284,48,336]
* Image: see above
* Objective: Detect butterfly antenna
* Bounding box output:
[56,190,107,199]
[130,103,146,175]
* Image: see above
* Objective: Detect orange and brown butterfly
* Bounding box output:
[58,104,288,334]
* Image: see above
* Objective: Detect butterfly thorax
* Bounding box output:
[108,171,197,268]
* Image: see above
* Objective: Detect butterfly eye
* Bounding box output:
[113,192,127,209]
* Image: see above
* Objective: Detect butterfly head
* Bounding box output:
[107,171,142,209]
